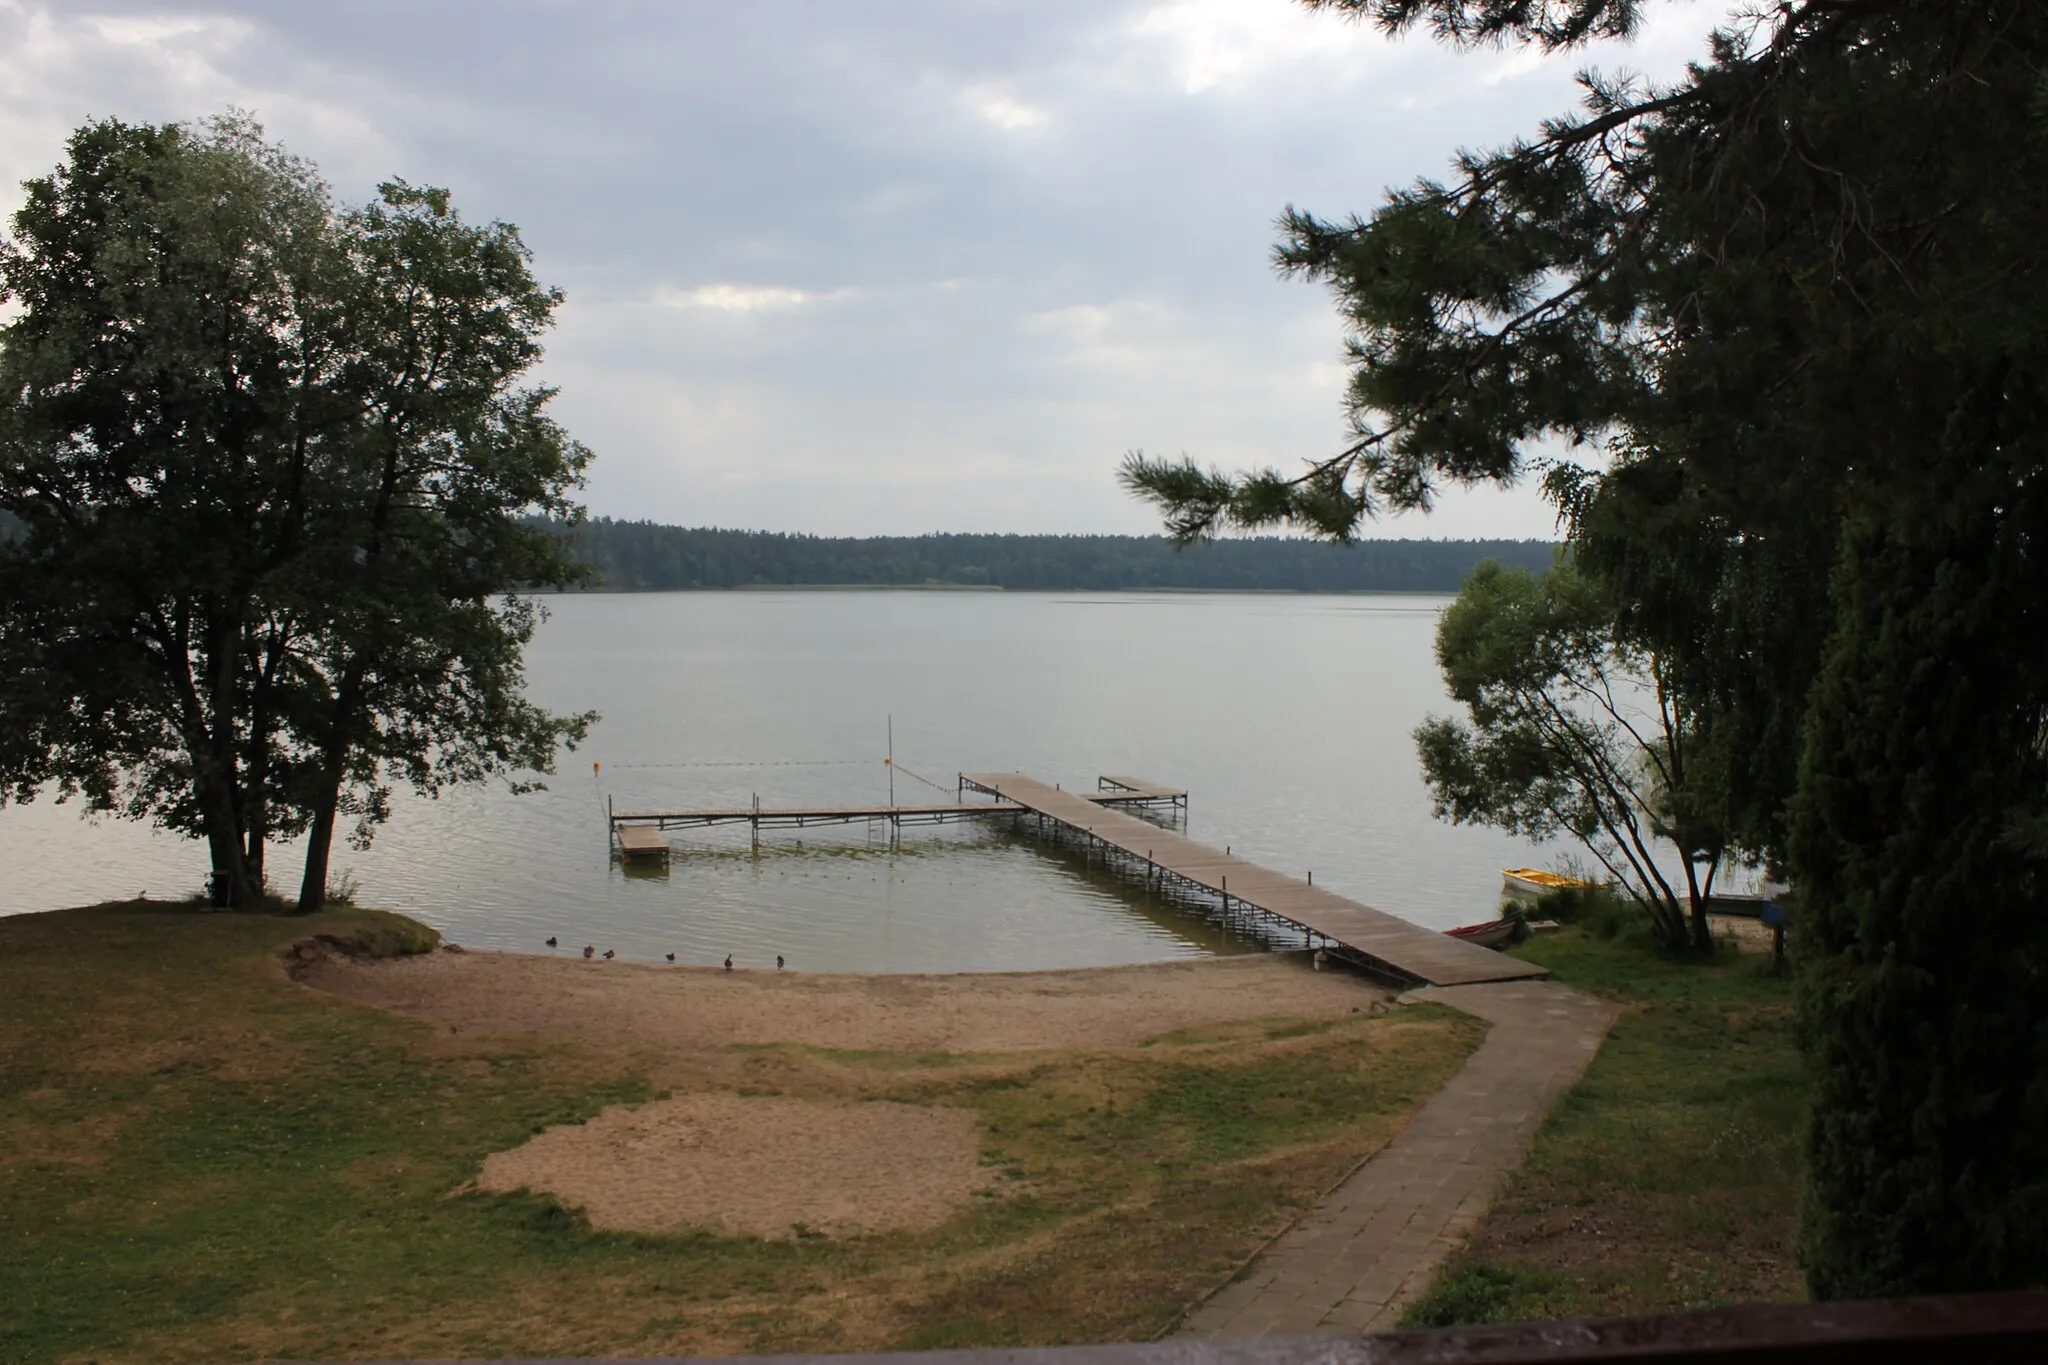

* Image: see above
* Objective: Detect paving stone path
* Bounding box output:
[1174,978,1621,1338]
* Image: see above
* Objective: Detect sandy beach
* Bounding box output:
[298,947,1397,1239]
[303,947,1390,1054]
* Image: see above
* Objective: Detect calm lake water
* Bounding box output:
[0,591,1568,970]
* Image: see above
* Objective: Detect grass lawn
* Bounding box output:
[1399,926,1812,1327]
[0,901,1479,1364]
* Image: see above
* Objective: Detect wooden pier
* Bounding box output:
[607,771,1541,987]
[615,798,1017,833]
[609,776,1184,842]
[958,773,1544,987]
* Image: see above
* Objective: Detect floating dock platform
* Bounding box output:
[608,772,1541,987]
[613,821,673,864]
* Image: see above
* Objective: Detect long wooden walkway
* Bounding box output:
[610,777,1185,835]
[959,773,1543,988]
[614,800,1020,831]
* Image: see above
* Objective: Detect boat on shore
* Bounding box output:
[1501,867,1591,904]
[1444,917,1522,951]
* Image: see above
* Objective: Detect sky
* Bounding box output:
[0,0,1726,538]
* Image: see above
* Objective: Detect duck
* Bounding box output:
[545,936,558,947]
[776,954,785,970]
[724,954,734,971]
[602,949,616,960]
[583,944,595,959]
[665,952,676,962]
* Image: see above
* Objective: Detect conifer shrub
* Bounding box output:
[1792,510,2048,1298]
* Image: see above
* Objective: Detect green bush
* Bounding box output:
[1399,1260,1567,1328]
[1534,883,1636,941]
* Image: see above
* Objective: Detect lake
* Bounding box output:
[0,590,1567,971]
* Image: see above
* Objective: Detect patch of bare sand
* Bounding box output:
[476,1093,989,1238]
[303,950,1386,1054]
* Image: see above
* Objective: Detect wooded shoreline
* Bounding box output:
[555,523,1557,594]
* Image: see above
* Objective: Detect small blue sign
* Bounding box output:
[1760,899,1787,927]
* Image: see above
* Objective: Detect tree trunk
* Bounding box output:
[297,662,366,912]
[296,779,340,912]
[243,710,269,889]
[244,816,266,888]
[1681,857,1711,953]
[196,607,261,906]
[196,763,258,908]
[243,619,296,898]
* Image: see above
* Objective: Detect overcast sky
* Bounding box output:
[0,0,1724,537]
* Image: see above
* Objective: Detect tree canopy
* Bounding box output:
[1416,559,1723,950]
[1126,0,2048,1297]
[0,115,593,910]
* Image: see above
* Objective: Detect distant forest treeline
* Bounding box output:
[556,520,1557,592]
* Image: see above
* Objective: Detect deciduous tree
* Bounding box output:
[0,116,593,909]
[0,116,339,906]
[1417,559,1721,950]
[283,181,594,910]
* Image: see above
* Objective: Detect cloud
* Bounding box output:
[84,13,212,44]
[1025,302,1116,336]
[1128,0,1364,95]
[0,1,398,198]
[0,0,1730,538]
[657,283,838,314]
[966,85,1051,132]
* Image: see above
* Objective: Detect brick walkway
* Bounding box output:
[1173,978,1621,1338]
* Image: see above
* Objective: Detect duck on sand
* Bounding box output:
[305,949,1382,1054]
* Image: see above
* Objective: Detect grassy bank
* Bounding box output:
[1400,928,1811,1326]
[0,902,1477,1363]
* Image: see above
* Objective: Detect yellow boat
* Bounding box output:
[1501,867,1591,903]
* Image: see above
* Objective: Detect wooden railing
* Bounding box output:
[332,1291,2048,1364]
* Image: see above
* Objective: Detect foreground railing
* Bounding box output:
[334,1291,2048,1365]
